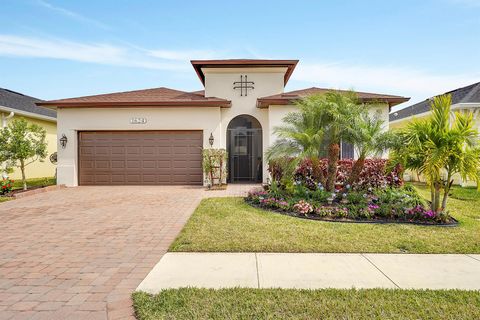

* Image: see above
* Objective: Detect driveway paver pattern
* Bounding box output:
[0,185,224,320]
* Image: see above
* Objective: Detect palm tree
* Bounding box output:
[266,91,363,191]
[392,94,480,213]
[266,95,326,183]
[318,91,363,191]
[345,113,393,186]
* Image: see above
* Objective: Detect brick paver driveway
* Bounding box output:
[0,186,206,320]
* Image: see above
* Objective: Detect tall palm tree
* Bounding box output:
[392,94,480,213]
[345,113,393,186]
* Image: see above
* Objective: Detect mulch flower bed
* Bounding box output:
[245,182,459,227]
[246,200,459,227]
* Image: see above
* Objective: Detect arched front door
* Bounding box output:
[227,115,262,183]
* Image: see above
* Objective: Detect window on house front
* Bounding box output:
[341,140,354,159]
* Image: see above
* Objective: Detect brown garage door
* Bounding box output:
[78,131,203,185]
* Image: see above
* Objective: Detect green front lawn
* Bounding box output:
[170,184,480,253]
[133,288,480,320]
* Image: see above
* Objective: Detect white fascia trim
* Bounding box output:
[389,111,431,124]
[0,105,56,123]
[452,103,480,109]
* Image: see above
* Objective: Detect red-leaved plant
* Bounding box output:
[1,178,14,195]
[270,158,400,191]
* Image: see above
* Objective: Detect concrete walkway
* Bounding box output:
[137,253,480,292]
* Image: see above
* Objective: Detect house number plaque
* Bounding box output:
[130,117,147,124]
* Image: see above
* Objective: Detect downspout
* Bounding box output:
[1,111,15,179]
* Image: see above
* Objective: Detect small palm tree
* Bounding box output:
[266,96,326,182]
[392,94,480,213]
[267,91,363,191]
[345,113,393,186]
[317,91,363,191]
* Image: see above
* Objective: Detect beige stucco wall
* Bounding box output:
[204,67,286,181]
[56,107,222,186]
[1,114,57,180]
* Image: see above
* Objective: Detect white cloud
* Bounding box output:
[292,61,479,110]
[148,49,220,60]
[1,34,477,110]
[0,34,190,71]
[36,0,111,30]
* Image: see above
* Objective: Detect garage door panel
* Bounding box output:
[126,160,141,169]
[111,160,125,169]
[95,160,110,169]
[79,131,202,185]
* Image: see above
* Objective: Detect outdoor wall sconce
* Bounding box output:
[59,134,68,149]
[209,133,214,147]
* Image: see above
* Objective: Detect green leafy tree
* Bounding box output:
[391,94,480,213]
[345,113,394,186]
[0,118,48,190]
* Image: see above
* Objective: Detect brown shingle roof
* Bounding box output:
[191,59,298,86]
[37,87,231,108]
[257,87,410,108]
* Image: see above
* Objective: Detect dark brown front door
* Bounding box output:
[78,131,203,185]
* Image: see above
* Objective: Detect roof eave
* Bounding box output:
[36,100,232,108]
[256,97,410,109]
[0,105,57,122]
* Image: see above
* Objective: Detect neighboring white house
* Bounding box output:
[38,59,409,187]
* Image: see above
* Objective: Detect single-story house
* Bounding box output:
[0,88,57,179]
[38,59,409,187]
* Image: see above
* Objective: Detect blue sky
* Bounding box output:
[1,0,479,110]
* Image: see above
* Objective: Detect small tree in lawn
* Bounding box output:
[391,94,480,213]
[0,118,47,190]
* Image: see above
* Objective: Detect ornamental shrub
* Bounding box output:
[202,148,227,186]
[284,158,394,190]
[0,178,14,195]
[293,200,313,215]
[268,159,284,183]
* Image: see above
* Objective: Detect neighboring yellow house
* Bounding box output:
[0,88,57,180]
[389,81,480,185]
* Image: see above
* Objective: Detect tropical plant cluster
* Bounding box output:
[250,90,469,225]
[390,95,480,214]
[246,184,451,224]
